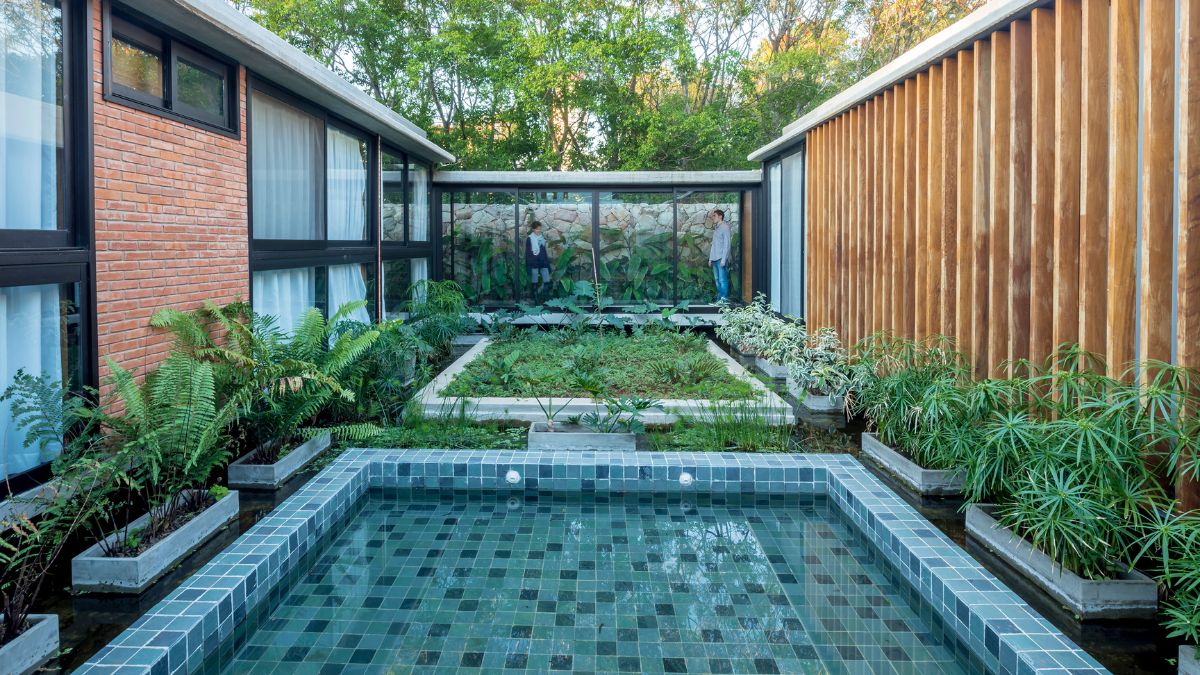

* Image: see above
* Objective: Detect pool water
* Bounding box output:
[214,490,979,675]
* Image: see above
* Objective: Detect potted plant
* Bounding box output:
[66,354,242,593]
[786,327,853,416]
[0,374,109,672]
[852,333,972,496]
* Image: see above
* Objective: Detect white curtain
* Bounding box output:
[768,162,782,311]
[781,152,805,317]
[251,92,322,239]
[253,268,316,334]
[408,163,430,241]
[1,284,63,479]
[327,126,368,240]
[1,0,62,231]
[410,258,429,303]
[327,264,371,323]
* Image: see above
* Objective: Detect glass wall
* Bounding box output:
[675,190,741,304]
[780,151,805,317]
[447,191,517,305]
[381,149,405,241]
[250,91,323,240]
[252,264,376,332]
[518,191,592,302]
[597,192,673,304]
[440,186,751,308]
[382,258,430,319]
[767,161,782,311]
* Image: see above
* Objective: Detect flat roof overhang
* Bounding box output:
[433,170,762,188]
[119,0,455,166]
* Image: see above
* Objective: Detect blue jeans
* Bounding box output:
[711,261,729,301]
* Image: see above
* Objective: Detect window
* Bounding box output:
[408,161,430,242]
[381,150,406,242]
[767,161,782,311]
[780,151,805,317]
[104,7,237,133]
[382,258,430,319]
[251,91,323,240]
[326,125,370,241]
[252,264,375,333]
[1,282,82,480]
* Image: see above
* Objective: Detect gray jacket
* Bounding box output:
[708,222,731,264]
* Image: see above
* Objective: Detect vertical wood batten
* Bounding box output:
[956,48,975,357]
[940,56,959,342]
[1137,0,1174,371]
[1107,0,1138,378]
[1029,7,1057,368]
[1010,20,1033,367]
[1080,0,1110,359]
[894,82,907,335]
[915,72,930,338]
[990,30,1012,376]
[1053,0,1082,358]
[1179,0,1200,510]
[972,39,993,377]
[928,64,945,335]
[905,78,918,338]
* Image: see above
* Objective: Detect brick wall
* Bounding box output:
[91,0,249,384]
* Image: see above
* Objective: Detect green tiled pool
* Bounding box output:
[213,490,976,674]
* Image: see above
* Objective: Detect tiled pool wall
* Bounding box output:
[76,449,1107,675]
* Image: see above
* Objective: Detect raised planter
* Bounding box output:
[227,432,332,489]
[786,377,845,415]
[754,356,788,380]
[72,490,239,594]
[527,423,637,451]
[0,480,71,533]
[0,614,58,675]
[966,505,1159,620]
[859,432,964,496]
[1181,645,1200,675]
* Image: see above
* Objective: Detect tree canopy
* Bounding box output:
[233,0,979,170]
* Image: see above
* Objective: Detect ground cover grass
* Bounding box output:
[365,417,528,450]
[440,328,758,399]
[648,402,851,453]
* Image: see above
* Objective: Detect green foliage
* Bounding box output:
[651,401,794,453]
[580,397,661,433]
[442,328,757,399]
[209,485,230,501]
[365,417,527,450]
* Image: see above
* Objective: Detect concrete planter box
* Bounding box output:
[785,377,844,414]
[72,490,239,594]
[966,505,1159,620]
[417,339,794,425]
[0,614,58,675]
[227,433,331,489]
[1181,645,1200,675]
[527,423,637,451]
[754,356,789,380]
[860,432,964,496]
[0,480,71,533]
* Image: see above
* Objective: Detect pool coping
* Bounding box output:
[75,449,1107,675]
[414,338,796,425]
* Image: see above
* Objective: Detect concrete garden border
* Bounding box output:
[526,423,637,451]
[71,490,240,594]
[966,505,1158,620]
[0,480,71,532]
[860,432,965,496]
[227,433,331,489]
[0,614,58,675]
[753,356,788,379]
[415,338,794,425]
[1181,646,1200,675]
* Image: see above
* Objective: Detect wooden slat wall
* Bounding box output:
[798,0,1196,382]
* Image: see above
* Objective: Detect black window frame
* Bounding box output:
[102,1,239,137]
[1,0,96,497]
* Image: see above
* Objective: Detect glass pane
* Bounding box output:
[1,282,79,479]
[449,192,516,305]
[176,58,223,118]
[381,150,404,241]
[781,152,804,316]
[675,190,740,305]
[250,91,322,239]
[597,192,673,304]
[518,191,592,304]
[327,126,369,240]
[328,263,375,323]
[112,36,163,98]
[382,258,429,320]
[407,162,430,241]
[768,162,782,311]
[252,267,317,334]
[2,0,64,231]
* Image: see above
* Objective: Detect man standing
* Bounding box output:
[708,209,731,302]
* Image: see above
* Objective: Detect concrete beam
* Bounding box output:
[433,170,762,187]
[121,0,455,165]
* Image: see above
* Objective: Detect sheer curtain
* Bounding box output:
[327,264,371,323]
[2,0,62,231]
[410,258,429,303]
[251,92,322,239]
[253,268,316,334]
[1,285,63,479]
[408,163,430,241]
[781,152,805,317]
[327,127,368,240]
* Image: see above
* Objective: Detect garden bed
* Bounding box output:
[417,332,793,425]
[228,433,332,489]
[859,432,964,496]
[0,614,58,675]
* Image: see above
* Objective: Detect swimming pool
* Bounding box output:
[77,450,1107,675]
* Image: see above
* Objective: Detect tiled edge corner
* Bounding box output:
[824,462,1108,675]
[73,450,375,675]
